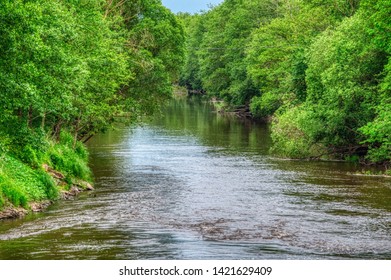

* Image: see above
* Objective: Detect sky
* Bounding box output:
[161,0,224,14]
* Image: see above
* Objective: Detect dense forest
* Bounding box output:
[0,0,184,213]
[179,0,390,169]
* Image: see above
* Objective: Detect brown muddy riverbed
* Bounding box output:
[0,97,390,259]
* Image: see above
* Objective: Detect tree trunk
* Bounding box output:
[53,119,63,141]
[82,133,95,144]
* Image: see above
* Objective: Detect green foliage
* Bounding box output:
[271,106,325,158]
[119,0,185,118]
[45,132,91,181]
[0,178,28,208]
[359,101,391,163]
[250,92,282,119]
[356,0,391,164]
[35,169,58,200]
[265,2,390,163]
[362,0,391,53]
[303,11,388,154]
[19,145,41,168]
[246,0,359,116]
[181,0,277,104]
[0,132,11,158]
[181,0,363,112]
[0,189,4,208]
[178,13,205,91]
[0,155,52,209]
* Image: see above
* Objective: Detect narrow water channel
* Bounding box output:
[0,97,390,259]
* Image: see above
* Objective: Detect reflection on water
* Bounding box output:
[0,97,390,259]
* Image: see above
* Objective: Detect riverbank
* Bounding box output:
[0,161,94,220]
[183,92,390,176]
[0,132,94,220]
[0,180,94,220]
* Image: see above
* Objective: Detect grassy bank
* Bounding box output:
[0,132,93,219]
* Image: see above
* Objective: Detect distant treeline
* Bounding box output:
[178,0,390,167]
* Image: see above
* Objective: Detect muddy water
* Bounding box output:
[0,97,390,259]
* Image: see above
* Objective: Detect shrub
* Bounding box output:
[18,145,42,168]
[271,106,326,158]
[359,98,391,164]
[45,131,91,181]
[35,169,58,200]
[250,92,282,119]
[74,141,89,162]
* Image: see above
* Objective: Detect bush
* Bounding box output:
[19,145,42,168]
[359,101,391,164]
[59,130,74,147]
[271,106,325,158]
[45,131,91,181]
[74,141,89,162]
[35,169,58,200]
[250,92,282,119]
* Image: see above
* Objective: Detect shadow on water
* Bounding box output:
[1,96,390,259]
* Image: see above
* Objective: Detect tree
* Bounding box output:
[118,0,185,117]
[247,0,360,118]
[178,13,205,91]
[181,0,278,106]
[272,2,389,162]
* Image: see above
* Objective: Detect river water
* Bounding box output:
[0,97,390,259]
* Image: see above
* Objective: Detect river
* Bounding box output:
[0,97,390,259]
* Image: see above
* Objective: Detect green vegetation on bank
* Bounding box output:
[0,0,184,213]
[0,131,89,209]
[178,0,390,170]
